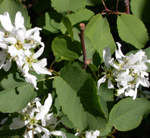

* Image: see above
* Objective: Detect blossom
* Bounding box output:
[115,42,150,99]
[9,94,66,138]
[97,47,115,89]
[0,11,52,89]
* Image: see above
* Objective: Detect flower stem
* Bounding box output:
[79,23,87,70]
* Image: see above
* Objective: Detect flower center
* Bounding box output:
[106,70,112,78]
[14,40,23,50]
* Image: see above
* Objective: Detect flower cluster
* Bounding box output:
[0,11,52,89]
[9,93,66,138]
[98,42,150,100]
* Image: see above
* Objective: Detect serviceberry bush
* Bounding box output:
[0,0,150,138]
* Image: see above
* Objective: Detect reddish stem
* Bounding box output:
[124,0,130,14]
[79,23,87,70]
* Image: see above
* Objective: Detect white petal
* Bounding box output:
[128,50,145,65]
[133,88,138,100]
[2,37,17,44]
[8,46,18,57]
[0,12,14,32]
[32,62,52,75]
[125,89,135,97]
[117,85,129,95]
[103,47,111,69]
[115,42,126,60]
[85,131,92,138]
[15,11,25,28]
[9,117,26,129]
[23,130,34,138]
[33,46,44,59]
[15,28,25,43]
[128,64,148,71]
[3,59,12,71]
[108,79,114,89]
[36,124,50,135]
[36,58,47,67]
[97,75,106,89]
[26,27,42,38]
[51,131,67,138]
[0,51,6,69]
[93,130,100,136]
[0,42,7,49]
[24,73,38,90]
[45,113,58,127]
[36,94,52,120]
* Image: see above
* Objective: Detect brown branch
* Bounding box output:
[101,0,120,15]
[124,0,130,14]
[78,23,87,70]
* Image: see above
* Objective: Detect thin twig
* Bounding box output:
[124,0,130,14]
[116,0,119,14]
[101,0,120,15]
[78,23,87,70]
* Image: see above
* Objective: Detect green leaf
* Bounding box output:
[60,9,94,34]
[37,11,62,34]
[67,8,94,26]
[117,14,148,49]
[130,0,150,23]
[108,97,150,131]
[51,35,81,61]
[0,0,31,29]
[99,96,108,119]
[100,124,112,137]
[98,83,114,102]
[0,72,50,113]
[85,14,116,58]
[62,17,74,41]
[61,115,76,129]
[51,0,86,13]
[53,65,107,130]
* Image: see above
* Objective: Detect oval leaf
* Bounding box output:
[51,0,86,13]
[108,97,150,131]
[53,65,107,130]
[51,35,81,61]
[117,14,148,49]
[85,14,116,58]
[0,72,49,113]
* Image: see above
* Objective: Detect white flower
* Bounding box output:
[114,42,150,99]
[20,46,52,76]
[9,94,66,138]
[85,130,100,138]
[97,47,115,89]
